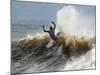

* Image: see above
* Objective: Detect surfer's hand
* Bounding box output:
[42,25,44,28]
[51,21,54,24]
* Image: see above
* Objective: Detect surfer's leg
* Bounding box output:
[49,39,60,49]
[49,41,57,49]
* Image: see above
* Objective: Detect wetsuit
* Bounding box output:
[42,21,57,41]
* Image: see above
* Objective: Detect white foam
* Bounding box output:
[18,33,46,41]
[63,47,95,70]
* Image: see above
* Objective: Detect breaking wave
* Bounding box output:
[11,32,95,74]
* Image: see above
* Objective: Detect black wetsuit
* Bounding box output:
[46,29,57,41]
[42,21,57,41]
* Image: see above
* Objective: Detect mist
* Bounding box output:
[56,5,95,38]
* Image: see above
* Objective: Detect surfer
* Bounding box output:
[42,21,57,42]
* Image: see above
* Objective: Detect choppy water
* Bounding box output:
[11,34,95,74]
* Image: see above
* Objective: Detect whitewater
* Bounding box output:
[11,33,95,74]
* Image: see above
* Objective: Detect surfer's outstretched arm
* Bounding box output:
[42,25,49,32]
[51,21,56,30]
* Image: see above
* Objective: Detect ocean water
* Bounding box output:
[11,24,44,41]
[11,34,95,74]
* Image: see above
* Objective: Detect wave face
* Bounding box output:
[63,47,95,70]
[11,33,95,74]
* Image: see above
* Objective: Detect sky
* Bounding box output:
[11,0,63,24]
[11,0,95,24]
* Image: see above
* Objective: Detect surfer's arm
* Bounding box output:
[42,25,49,32]
[51,21,56,30]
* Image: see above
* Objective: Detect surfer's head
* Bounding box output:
[50,27,53,30]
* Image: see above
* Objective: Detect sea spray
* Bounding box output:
[56,5,95,38]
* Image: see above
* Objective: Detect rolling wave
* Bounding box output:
[11,32,95,74]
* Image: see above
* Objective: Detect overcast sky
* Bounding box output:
[11,0,95,25]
